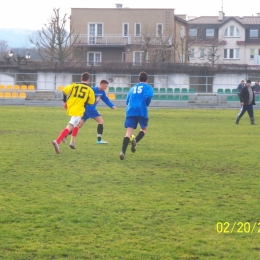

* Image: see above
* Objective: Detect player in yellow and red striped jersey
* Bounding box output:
[52,72,95,154]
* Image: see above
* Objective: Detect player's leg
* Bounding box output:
[68,116,82,149]
[120,117,137,160]
[67,113,88,145]
[130,117,148,153]
[135,128,147,143]
[93,116,107,144]
[130,117,148,152]
[52,122,74,154]
[64,113,88,143]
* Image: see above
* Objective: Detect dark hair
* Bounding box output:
[100,79,109,84]
[81,72,91,82]
[246,79,251,83]
[139,71,148,82]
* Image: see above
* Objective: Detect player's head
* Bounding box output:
[99,79,109,90]
[81,72,91,83]
[255,80,259,84]
[138,71,148,83]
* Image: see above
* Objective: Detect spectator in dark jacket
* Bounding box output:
[235,80,256,125]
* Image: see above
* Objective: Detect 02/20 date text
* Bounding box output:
[216,222,260,233]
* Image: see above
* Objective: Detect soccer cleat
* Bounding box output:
[69,142,76,149]
[52,140,60,154]
[96,140,108,144]
[119,152,125,160]
[131,138,137,153]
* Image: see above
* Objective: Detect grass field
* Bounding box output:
[0,106,260,260]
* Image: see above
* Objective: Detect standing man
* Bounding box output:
[52,72,95,154]
[235,79,256,125]
[119,71,154,160]
[74,79,116,144]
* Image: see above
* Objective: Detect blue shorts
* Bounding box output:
[82,110,101,121]
[124,116,148,129]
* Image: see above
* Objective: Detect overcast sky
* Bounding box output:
[1,0,260,30]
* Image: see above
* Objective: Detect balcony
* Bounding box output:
[71,34,173,47]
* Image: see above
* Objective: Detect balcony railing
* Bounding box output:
[71,34,173,46]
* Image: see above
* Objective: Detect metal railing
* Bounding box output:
[72,34,173,46]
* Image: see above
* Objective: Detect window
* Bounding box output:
[250,49,255,59]
[133,51,148,66]
[224,26,240,37]
[224,48,240,59]
[206,29,214,37]
[200,48,205,59]
[135,23,141,37]
[87,52,101,66]
[123,23,129,37]
[157,23,163,36]
[189,29,197,37]
[250,29,258,38]
[88,23,103,44]
[189,48,195,59]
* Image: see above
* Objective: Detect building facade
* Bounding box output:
[70,5,187,65]
[187,11,260,65]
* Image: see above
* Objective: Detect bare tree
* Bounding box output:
[29,8,81,63]
[0,40,9,59]
[131,25,175,64]
[186,25,226,66]
[203,39,225,66]
[149,34,174,62]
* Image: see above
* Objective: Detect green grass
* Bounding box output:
[0,106,260,260]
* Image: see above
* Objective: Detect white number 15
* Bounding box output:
[133,85,143,94]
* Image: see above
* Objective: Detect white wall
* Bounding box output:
[37,72,72,90]
[0,74,15,85]
[213,73,247,92]
[154,74,189,89]
[96,74,131,88]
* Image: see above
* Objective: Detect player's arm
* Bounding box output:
[62,93,68,109]
[145,87,154,106]
[101,92,115,108]
[62,84,71,109]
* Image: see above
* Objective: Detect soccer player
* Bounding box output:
[52,72,95,154]
[73,79,116,144]
[119,71,154,160]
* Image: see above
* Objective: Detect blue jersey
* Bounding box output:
[125,82,154,118]
[86,86,114,112]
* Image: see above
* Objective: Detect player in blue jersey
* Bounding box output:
[119,71,154,160]
[66,79,116,145]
